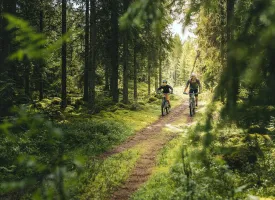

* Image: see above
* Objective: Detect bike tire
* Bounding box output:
[190,103,193,117]
[161,101,165,116]
[165,106,169,115]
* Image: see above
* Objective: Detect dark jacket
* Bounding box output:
[157,85,173,93]
[186,79,201,90]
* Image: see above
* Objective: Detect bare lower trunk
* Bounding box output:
[89,0,96,105]
[110,0,119,102]
[147,53,151,95]
[159,53,162,86]
[134,43,137,101]
[39,0,44,100]
[84,0,89,102]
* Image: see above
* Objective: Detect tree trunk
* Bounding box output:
[39,0,44,100]
[89,0,96,105]
[61,0,67,109]
[159,50,162,86]
[122,0,129,104]
[174,63,177,86]
[24,61,30,97]
[133,40,138,101]
[0,0,3,73]
[104,63,110,91]
[0,0,16,75]
[0,0,16,117]
[155,68,158,92]
[110,0,119,102]
[226,0,237,110]
[83,0,89,102]
[219,0,226,103]
[147,52,151,95]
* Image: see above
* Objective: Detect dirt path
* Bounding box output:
[103,101,192,200]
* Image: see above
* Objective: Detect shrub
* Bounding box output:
[129,103,143,111]
[148,96,158,103]
[51,97,61,105]
[223,146,257,170]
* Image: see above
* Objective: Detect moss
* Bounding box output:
[51,97,61,105]
[148,96,158,103]
[129,103,143,111]
[223,146,257,170]
[64,106,74,113]
[79,148,141,200]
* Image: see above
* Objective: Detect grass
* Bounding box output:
[130,133,187,200]
[131,93,275,200]
[59,84,184,198]
[77,147,143,200]
[130,92,212,200]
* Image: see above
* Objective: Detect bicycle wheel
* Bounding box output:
[165,102,170,115]
[161,101,165,116]
[189,103,193,116]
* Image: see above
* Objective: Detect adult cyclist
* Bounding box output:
[157,80,173,108]
[183,73,202,107]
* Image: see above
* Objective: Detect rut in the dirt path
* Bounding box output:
[108,102,192,200]
[101,102,189,159]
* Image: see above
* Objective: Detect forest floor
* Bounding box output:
[99,98,204,200]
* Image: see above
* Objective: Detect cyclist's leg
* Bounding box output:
[189,89,193,106]
[167,94,171,107]
[189,89,194,97]
[194,89,199,106]
[164,93,171,107]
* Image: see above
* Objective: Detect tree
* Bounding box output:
[110,0,119,102]
[122,0,129,104]
[39,0,44,100]
[61,0,67,109]
[83,0,89,102]
[89,0,96,105]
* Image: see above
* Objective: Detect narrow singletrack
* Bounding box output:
[101,101,190,159]
[101,100,194,200]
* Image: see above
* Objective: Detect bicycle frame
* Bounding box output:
[184,92,198,116]
[158,92,171,116]
[189,93,196,105]
[162,97,169,107]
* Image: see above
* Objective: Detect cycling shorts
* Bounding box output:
[189,89,198,97]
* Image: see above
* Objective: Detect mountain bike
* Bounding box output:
[184,92,198,117]
[158,92,171,116]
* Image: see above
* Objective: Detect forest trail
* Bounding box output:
[101,100,195,200]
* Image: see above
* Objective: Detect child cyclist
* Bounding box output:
[157,80,173,108]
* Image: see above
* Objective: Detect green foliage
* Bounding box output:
[119,0,169,33]
[5,14,70,61]
[58,119,132,155]
[0,107,67,199]
[79,149,140,200]
[148,96,158,103]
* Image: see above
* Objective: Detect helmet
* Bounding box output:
[162,79,167,83]
[191,73,196,78]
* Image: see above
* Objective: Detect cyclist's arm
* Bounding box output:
[198,80,202,93]
[184,80,190,93]
[168,85,173,94]
[157,86,163,92]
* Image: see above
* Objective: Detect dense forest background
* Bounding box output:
[1,0,275,199]
[0,0,195,117]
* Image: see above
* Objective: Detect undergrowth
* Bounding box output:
[132,100,275,200]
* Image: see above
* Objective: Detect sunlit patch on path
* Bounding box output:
[164,123,184,132]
